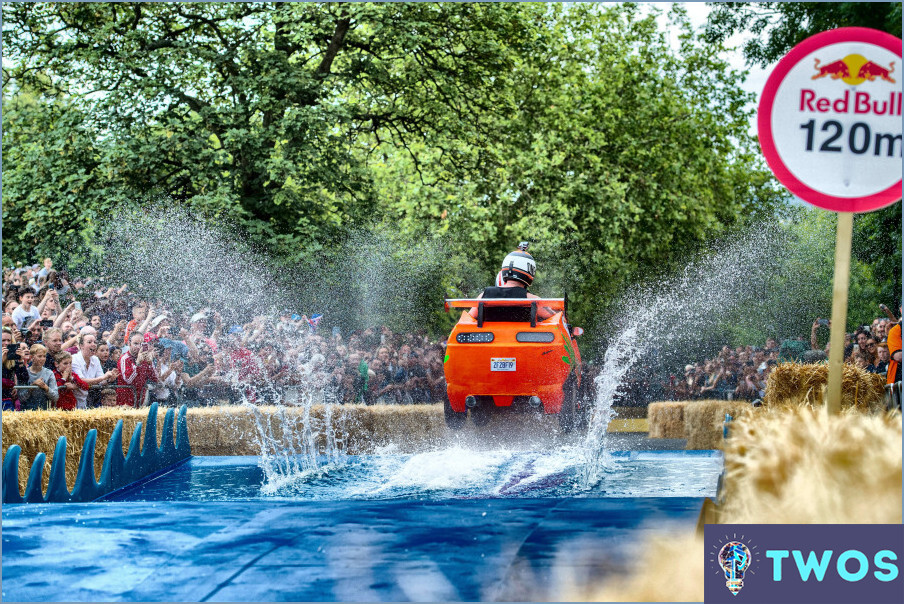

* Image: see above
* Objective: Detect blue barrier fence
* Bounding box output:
[2,402,191,504]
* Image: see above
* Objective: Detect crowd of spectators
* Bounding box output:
[665,312,900,402]
[666,341,782,402]
[2,258,900,412]
[2,259,451,411]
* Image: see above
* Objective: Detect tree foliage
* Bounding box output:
[704,2,903,67]
[371,4,783,334]
[4,3,787,348]
[3,2,545,258]
[852,205,903,312]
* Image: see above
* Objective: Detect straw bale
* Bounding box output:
[562,532,703,602]
[186,406,261,456]
[647,401,686,439]
[720,407,902,523]
[764,362,885,412]
[611,406,646,419]
[2,404,453,495]
[2,407,176,496]
[684,400,754,450]
[563,408,902,601]
[181,404,446,456]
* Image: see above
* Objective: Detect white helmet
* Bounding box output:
[500,243,536,287]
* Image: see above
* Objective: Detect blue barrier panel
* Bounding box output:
[2,445,23,503]
[24,451,46,503]
[1,403,191,504]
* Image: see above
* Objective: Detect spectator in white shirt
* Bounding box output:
[71,333,118,409]
[11,290,39,330]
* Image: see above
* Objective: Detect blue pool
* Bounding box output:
[2,447,721,601]
[105,448,723,502]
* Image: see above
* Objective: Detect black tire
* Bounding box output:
[470,397,494,427]
[559,374,579,433]
[444,397,466,430]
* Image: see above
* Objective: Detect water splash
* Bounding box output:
[580,323,642,488]
[242,395,347,494]
[578,217,834,484]
[87,204,292,319]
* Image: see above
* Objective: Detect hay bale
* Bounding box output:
[1,407,174,496]
[647,402,686,439]
[186,406,261,456]
[2,404,453,495]
[720,407,902,523]
[764,362,885,412]
[562,532,703,602]
[684,400,754,450]
[611,406,646,419]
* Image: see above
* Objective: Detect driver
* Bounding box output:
[469,243,555,321]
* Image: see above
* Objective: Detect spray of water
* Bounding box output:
[579,217,833,486]
[580,323,642,487]
[88,204,292,319]
[244,395,349,495]
[85,203,834,494]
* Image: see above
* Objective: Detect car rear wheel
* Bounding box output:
[559,374,579,433]
[444,397,466,430]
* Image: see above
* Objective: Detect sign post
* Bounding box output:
[826,213,853,414]
[758,27,902,414]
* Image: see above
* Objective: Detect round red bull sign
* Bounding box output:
[758,27,902,212]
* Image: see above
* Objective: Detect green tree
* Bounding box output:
[4,3,786,348]
[2,2,548,259]
[1,85,130,265]
[372,4,783,340]
[704,2,902,66]
[852,205,902,315]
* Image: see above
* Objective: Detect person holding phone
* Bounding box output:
[116,332,158,406]
[2,327,29,411]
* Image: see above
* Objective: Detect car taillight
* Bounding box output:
[516,332,555,343]
[456,332,494,343]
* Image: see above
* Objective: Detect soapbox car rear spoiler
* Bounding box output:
[444,298,566,328]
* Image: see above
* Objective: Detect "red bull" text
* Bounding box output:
[800,90,903,116]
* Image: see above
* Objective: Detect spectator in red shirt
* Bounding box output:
[53,351,90,411]
[117,332,158,406]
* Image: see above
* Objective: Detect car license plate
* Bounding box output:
[491,358,516,371]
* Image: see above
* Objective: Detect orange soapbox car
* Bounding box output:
[442,297,587,432]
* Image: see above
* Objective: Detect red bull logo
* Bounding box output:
[812,54,896,84]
